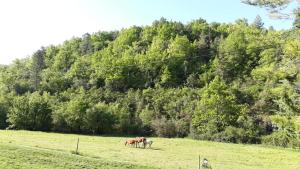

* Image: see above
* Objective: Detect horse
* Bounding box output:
[125,139,136,147]
[135,137,146,148]
[144,139,153,148]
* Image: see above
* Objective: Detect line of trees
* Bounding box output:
[0,18,299,147]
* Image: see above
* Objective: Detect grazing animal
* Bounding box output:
[125,139,136,147]
[145,139,153,148]
[135,137,146,148]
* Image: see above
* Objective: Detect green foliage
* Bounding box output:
[30,47,46,90]
[262,116,300,148]
[252,15,264,29]
[0,96,9,129]
[243,0,299,20]
[192,76,249,137]
[262,131,292,147]
[151,117,177,138]
[0,18,300,147]
[8,92,53,131]
[84,102,116,134]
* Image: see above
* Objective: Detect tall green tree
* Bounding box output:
[31,47,46,90]
[192,76,248,136]
[80,33,93,55]
[252,15,264,29]
[8,92,53,131]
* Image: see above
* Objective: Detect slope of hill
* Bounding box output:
[0,143,154,169]
[0,130,299,169]
[0,18,299,147]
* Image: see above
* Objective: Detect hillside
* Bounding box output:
[0,18,299,147]
[0,143,153,169]
[0,130,300,169]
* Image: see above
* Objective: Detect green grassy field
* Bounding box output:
[0,130,299,169]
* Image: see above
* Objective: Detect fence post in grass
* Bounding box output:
[76,138,79,154]
[199,155,201,169]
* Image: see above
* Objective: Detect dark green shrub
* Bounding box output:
[151,117,177,138]
[211,126,260,143]
[8,92,53,131]
[84,103,116,134]
[262,131,299,148]
[0,98,9,129]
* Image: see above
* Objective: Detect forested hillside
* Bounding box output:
[0,18,299,147]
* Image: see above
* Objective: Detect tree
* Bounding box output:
[0,96,9,129]
[162,35,193,86]
[80,33,93,55]
[53,38,81,72]
[192,76,248,137]
[293,8,300,28]
[31,47,46,90]
[3,59,33,94]
[67,57,92,89]
[2,18,300,146]
[7,92,53,131]
[63,89,90,132]
[84,103,116,134]
[252,15,264,29]
[242,0,300,20]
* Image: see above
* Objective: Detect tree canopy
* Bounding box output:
[0,18,299,147]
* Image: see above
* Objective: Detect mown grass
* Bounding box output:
[0,130,300,169]
[0,143,154,169]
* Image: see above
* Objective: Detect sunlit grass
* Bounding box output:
[0,130,299,169]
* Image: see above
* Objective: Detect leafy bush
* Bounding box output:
[84,103,116,134]
[262,116,300,148]
[151,117,177,138]
[0,97,9,129]
[262,131,292,148]
[8,92,53,131]
[212,126,260,144]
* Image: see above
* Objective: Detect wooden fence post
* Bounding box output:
[199,155,201,169]
[76,138,79,154]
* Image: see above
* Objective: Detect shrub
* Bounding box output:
[174,119,190,138]
[262,115,300,148]
[8,92,53,131]
[211,126,260,143]
[262,131,300,148]
[84,103,116,134]
[0,98,9,129]
[151,117,177,138]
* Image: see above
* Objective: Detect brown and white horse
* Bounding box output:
[125,137,147,148]
[125,138,136,147]
[135,137,146,148]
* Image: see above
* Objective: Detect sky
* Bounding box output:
[0,0,294,65]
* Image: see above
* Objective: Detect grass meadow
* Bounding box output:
[0,130,299,169]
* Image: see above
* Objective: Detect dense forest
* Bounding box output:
[0,17,299,147]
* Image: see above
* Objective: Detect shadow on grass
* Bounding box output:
[127,146,163,151]
[70,150,83,156]
[142,147,163,151]
[149,147,162,151]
